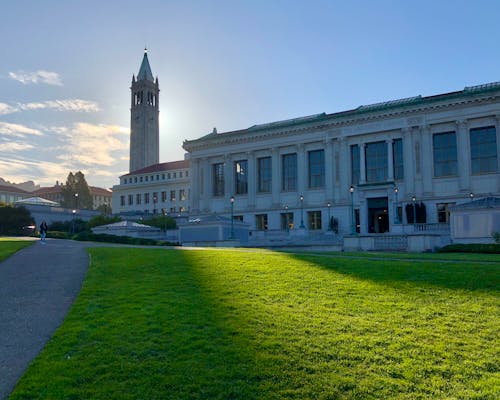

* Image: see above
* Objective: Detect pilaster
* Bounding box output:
[420,125,433,195]
[271,147,280,207]
[297,143,306,194]
[456,119,471,192]
[387,139,394,181]
[247,151,256,209]
[402,128,415,195]
[325,138,334,203]
[359,143,366,184]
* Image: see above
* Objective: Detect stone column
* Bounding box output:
[247,151,256,209]
[325,138,334,203]
[339,138,348,201]
[420,125,433,195]
[402,128,415,195]
[456,119,471,192]
[190,158,199,212]
[202,158,210,212]
[387,139,394,181]
[297,143,306,194]
[224,155,233,209]
[496,116,500,180]
[359,143,366,184]
[271,147,280,207]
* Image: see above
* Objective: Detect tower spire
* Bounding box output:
[137,48,154,82]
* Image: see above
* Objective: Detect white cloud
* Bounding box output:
[0,157,68,186]
[0,103,17,115]
[9,70,63,86]
[57,122,128,167]
[19,99,100,112]
[0,122,43,137]
[0,142,34,152]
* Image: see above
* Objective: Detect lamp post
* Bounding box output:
[350,185,355,234]
[394,187,399,224]
[299,195,305,228]
[72,209,76,234]
[327,202,332,231]
[162,208,167,239]
[230,196,235,239]
[469,192,474,202]
[153,195,157,214]
[74,193,79,210]
[412,196,417,227]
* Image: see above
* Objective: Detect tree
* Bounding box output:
[61,171,93,210]
[0,205,35,236]
[141,215,176,230]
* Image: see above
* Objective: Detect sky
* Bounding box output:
[1,0,500,189]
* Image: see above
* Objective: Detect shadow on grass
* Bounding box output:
[10,248,261,400]
[283,251,500,292]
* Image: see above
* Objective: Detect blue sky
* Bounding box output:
[1,0,499,188]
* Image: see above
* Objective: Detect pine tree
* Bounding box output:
[60,171,94,210]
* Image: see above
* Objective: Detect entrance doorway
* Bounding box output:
[367,197,389,233]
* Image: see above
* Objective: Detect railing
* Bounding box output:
[412,223,450,232]
[373,235,408,251]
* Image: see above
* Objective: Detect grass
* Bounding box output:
[10,248,500,399]
[0,238,33,262]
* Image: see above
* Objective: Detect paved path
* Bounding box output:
[0,239,91,400]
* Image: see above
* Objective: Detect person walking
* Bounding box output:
[39,221,48,243]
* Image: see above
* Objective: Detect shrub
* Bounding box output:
[0,205,35,236]
[492,232,500,244]
[46,231,72,239]
[438,243,500,254]
[72,231,176,246]
[86,215,122,229]
[49,219,87,234]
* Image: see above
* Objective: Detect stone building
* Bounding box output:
[183,82,500,248]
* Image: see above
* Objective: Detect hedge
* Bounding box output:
[438,243,500,254]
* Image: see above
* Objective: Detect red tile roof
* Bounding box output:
[90,186,112,195]
[123,160,189,176]
[0,184,31,194]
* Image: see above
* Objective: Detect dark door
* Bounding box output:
[367,197,389,233]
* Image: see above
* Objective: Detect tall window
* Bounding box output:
[212,163,225,196]
[437,203,454,223]
[470,126,497,174]
[179,189,186,201]
[351,145,360,184]
[282,153,297,191]
[234,160,248,195]
[308,150,325,188]
[144,193,150,204]
[366,141,387,183]
[128,194,133,205]
[393,139,404,180]
[136,193,142,205]
[258,157,272,192]
[170,190,176,201]
[255,214,268,230]
[161,191,167,202]
[307,211,322,230]
[120,195,125,206]
[433,131,457,177]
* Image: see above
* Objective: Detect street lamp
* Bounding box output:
[412,196,417,226]
[284,205,289,232]
[394,187,399,224]
[74,193,79,210]
[350,185,355,234]
[299,195,305,228]
[153,195,158,214]
[327,202,332,231]
[72,209,76,234]
[230,196,235,239]
[469,192,474,202]
[162,208,167,239]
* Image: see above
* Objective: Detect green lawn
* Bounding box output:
[0,238,33,262]
[10,248,500,399]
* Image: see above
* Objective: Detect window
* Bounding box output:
[282,153,297,191]
[128,194,133,205]
[393,139,404,180]
[255,214,268,230]
[186,171,189,177]
[153,192,158,203]
[355,209,360,234]
[179,189,186,201]
[234,160,248,195]
[161,191,167,202]
[351,145,360,184]
[470,126,497,174]
[308,150,325,188]
[136,193,141,205]
[180,171,183,178]
[140,177,143,182]
[173,172,177,179]
[156,175,159,180]
[213,163,225,196]
[134,177,137,183]
[433,131,457,177]
[120,195,125,206]
[307,211,322,230]
[258,157,272,192]
[437,203,454,223]
[233,215,244,221]
[144,193,150,204]
[170,207,176,213]
[167,173,171,179]
[162,174,165,179]
[366,141,387,183]
[280,212,294,231]
[145,176,148,182]
[170,190,176,201]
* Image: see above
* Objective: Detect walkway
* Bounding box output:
[0,239,90,400]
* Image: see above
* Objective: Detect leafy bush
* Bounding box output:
[46,231,72,239]
[492,232,500,244]
[141,215,176,230]
[0,205,35,236]
[438,243,500,254]
[48,219,87,234]
[72,231,176,246]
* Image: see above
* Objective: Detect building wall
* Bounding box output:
[112,166,190,216]
[184,87,500,235]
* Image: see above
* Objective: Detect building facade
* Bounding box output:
[0,185,31,204]
[183,82,500,239]
[33,184,112,210]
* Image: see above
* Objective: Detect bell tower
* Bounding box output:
[129,48,160,172]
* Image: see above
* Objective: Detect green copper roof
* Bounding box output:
[137,51,154,82]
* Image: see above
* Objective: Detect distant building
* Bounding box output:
[112,50,189,217]
[0,184,31,205]
[34,184,112,210]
